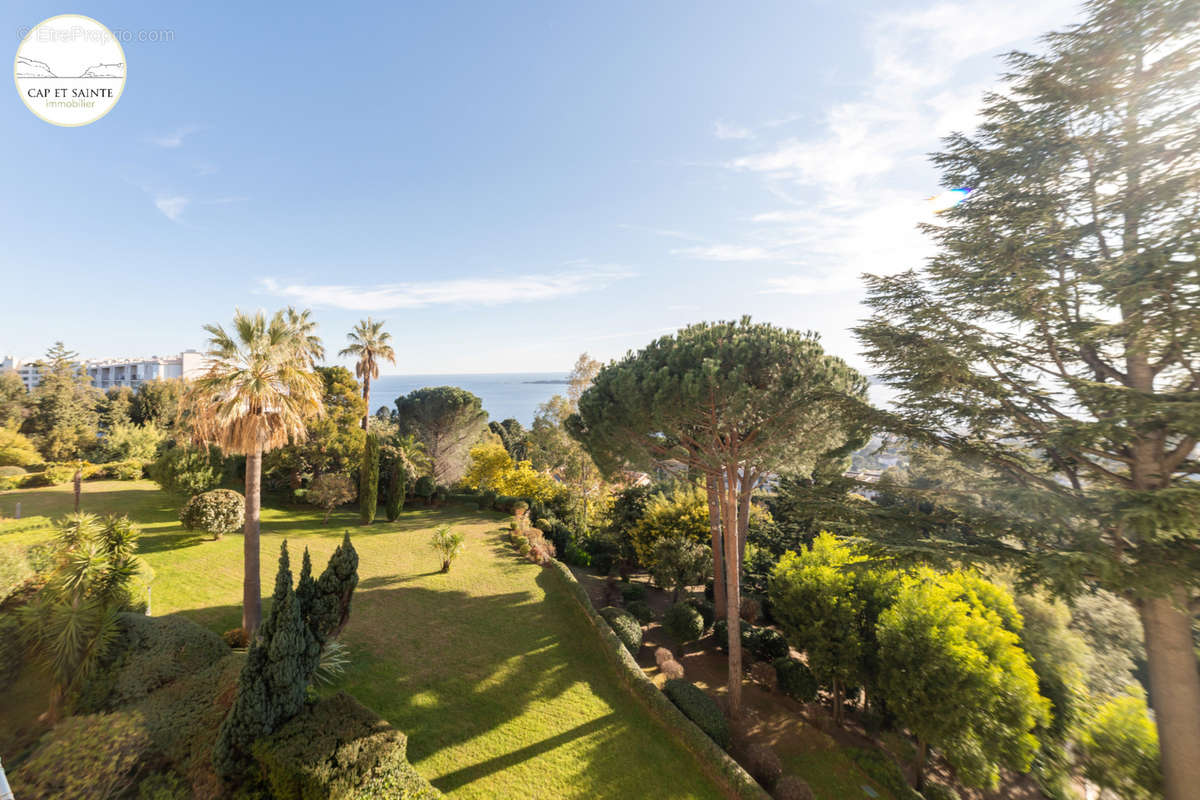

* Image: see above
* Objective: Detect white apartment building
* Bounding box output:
[1,351,206,392]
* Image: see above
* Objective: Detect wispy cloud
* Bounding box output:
[259,267,635,311]
[709,0,1080,295]
[153,195,190,221]
[713,120,752,140]
[147,125,201,148]
[671,244,776,262]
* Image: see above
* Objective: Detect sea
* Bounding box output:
[370,373,568,426]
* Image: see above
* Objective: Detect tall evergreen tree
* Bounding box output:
[570,319,867,716]
[23,342,99,461]
[394,386,488,485]
[854,3,1200,796]
[359,433,380,524]
[385,456,406,521]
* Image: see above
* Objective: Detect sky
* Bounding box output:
[2,0,1084,375]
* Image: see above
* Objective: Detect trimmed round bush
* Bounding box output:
[660,659,685,680]
[620,582,648,604]
[0,465,26,477]
[744,743,783,790]
[599,606,643,655]
[714,617,755,652]
[687,597,715,629]
[625,600,654,624]
[222,627,249,648]
[774,775,815,800]
[654,647,675,668]
[664,602,705,643]
[180,489,244,539]
[773,656,818,703]
[753,628,790,662]
[663,678,730,749]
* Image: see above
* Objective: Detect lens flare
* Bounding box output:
[927,187,972,212]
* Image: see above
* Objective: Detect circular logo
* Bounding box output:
[14,15,126,126]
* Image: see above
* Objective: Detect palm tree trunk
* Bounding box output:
[361,373,371,430]
[243,448,263,635]
[1140,587,1200,800]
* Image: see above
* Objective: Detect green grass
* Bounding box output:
[0,481,725,800]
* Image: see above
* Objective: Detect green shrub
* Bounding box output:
[625,600,655,624]
[921,783,962,800]
[107,459,147,480]
[620,582,648,604]
[11,709,155,800]
[413,475,435,503]
[773,775,815,800]
[845,748,923,800]
[180,488,245,539]
[713,617,753,651]
[743,742,782,790]
[773,656,818,703]
[0,613,23,684]
[91,613,230,710]
[599,606,643,655]
[152,446,224,498]
[360,434,380,524]
[251,691,441,800]
[752,628,790,662]
[563,541,591,567]
[686,598,715,629]
[136,652,244,787]
[663,678,729,749]
[137,771,189,800]
[664,602,705,643]
[43,463,81,484]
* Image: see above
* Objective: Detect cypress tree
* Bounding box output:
[359,433,379,524]
[309,532,360,643]
[215,537,361,781]
[385,459,405,522]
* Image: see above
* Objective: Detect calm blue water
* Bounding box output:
[370,373,568,426]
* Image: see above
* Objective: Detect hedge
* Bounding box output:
[663,678,730,749]
[11,709,156,800]
[84,612,231,711]
[544,560,770,800]
[752,628,790,662]
[599,606,643,655]
[251,691,441,800]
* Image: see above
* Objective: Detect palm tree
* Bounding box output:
[339,318,396,430]
[180,309,324,634]
[285,306,325,365]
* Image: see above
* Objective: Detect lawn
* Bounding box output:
[0,481,726,800]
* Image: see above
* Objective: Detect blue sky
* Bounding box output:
[3,0,1083,374]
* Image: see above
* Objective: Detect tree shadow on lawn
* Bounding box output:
[340,575,718,799]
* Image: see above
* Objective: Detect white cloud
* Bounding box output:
[259,268,635,311]
[153,195,190,221]
[671,244,775,262]
[712,0,1080,293]
[713,120,752,140]
[148,125,201,148]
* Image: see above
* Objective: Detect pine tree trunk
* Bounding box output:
[1139,587,1200,800]
[721,470,743,718]
[914,738,928,790]
[361,374,371,431]
[243,448,263,635]
[706,471,726,617]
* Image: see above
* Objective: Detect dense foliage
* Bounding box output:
[360,433,380,524]
[394,386,488,485]
[853,2,1200,792]
[308,472,357,523]
[599,606,642,656]
[662,678,730,749]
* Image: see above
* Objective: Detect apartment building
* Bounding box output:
[1,351,206,392]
